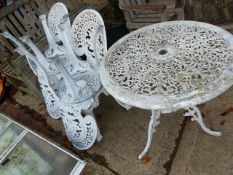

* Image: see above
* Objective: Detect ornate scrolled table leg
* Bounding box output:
[138,110,161,159]
[184,106,222,136]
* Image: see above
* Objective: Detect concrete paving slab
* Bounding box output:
[4,86,233,175]
[89,94,184,175]
[14,91,44,114]
[170,86,233,175]
[83,158,115,175]
[13,91,66,134]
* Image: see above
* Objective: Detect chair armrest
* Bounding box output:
[120,3,166,12]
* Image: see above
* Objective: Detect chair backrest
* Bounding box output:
[47,2,70,42]
[71,9,107,71]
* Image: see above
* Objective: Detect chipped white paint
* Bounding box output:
[100,21,233,159]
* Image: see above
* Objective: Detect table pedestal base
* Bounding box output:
[138,106,222,159]
[184,106,222,137]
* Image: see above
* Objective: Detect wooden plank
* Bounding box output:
[136,0,146,4]
[18,7,38,40]
[21,4,40,37]
[2,18,21,38]
[137,13,166,18]
[13,57,28,68]
[120,0,136,20]
[29,1,44,32]
[2,71,20,80]
[24,3,43,37]
[120,4,166,11]
[133,16,162,22]
[126,21,154,29]
[7,13,26,35]
[34,0,49,14]
[136,10,174,18]
[0,0,30,19]
[3,68,15,76]
[149,0,175,9]
[69,0,84,11]
[2,64,14,73]
[0,35,15,53]
[13,10,33,39]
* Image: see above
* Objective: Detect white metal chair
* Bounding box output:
[2,32,100,150]
[31,8,104,147]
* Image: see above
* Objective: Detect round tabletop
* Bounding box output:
[100,21,233,110]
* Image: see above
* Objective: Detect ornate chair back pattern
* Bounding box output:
[71,9,107,72]
[48,3,71,43]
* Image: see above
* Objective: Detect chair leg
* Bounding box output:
[82,109,103,141]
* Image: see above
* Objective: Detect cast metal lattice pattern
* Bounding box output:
[71,9,107,70]
[48,3,70,42]
[102,21,233,109]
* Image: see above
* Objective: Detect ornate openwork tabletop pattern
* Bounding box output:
[101,21,233,110]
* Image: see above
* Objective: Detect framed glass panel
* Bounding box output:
[0,123,23,156]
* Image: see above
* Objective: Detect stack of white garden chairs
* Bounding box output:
[2,3,109,150]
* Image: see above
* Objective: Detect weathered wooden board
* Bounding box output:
[120,0,185,30]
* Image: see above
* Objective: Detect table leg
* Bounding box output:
[184,106,222,136]
[138,110,161,159]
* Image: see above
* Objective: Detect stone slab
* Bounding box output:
[89,94,184,175]
[170,86,233,175]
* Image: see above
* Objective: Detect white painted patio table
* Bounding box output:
[100,21,233,159]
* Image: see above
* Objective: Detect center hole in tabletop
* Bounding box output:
[159,49,168,55]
